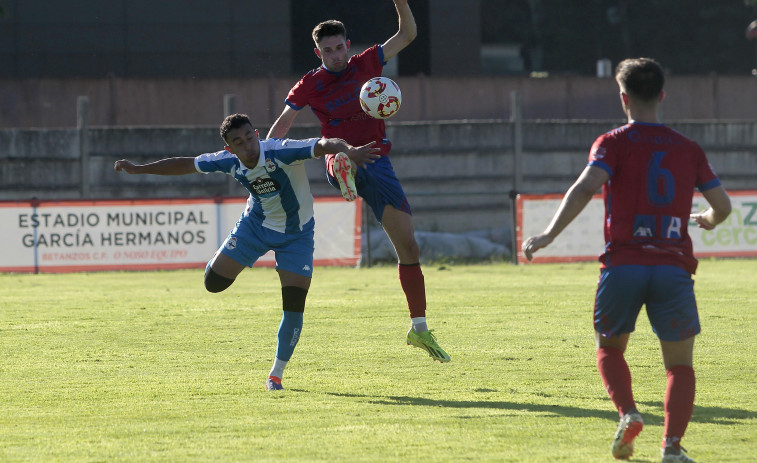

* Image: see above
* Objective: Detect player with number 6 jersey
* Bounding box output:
[521,58,731,463]
[587,121,721,275]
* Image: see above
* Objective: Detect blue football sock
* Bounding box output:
[275,310,303,362]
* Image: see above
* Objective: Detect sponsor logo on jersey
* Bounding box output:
[633,226,654,237]
[251,177,281,197]
[324,80,361,113]
[632,214,656,237]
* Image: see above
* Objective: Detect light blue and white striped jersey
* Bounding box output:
[194,137,319,233]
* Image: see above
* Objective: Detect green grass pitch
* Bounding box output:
[1,260,755,462]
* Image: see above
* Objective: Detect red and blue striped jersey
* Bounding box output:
[587,122,721,273]
[285,45,391,155]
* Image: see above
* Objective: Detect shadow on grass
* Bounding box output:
[636,400,757,426]
[320,391,618,421]
[318,392,756,425]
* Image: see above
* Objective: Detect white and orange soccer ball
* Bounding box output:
[359,76,402,119]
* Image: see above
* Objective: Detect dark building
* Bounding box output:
[0,0,480,78]
[0,0,754,79]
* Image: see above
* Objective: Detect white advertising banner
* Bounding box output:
[517,190,757,263]
[0,197,361,273]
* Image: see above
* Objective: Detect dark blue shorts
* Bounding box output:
[219,217,315,278]
[326,155,411,223]
[593,265,700,342]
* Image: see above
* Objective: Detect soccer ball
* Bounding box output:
[359,76,402,119]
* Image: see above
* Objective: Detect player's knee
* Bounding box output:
[407,240,420,259]
[396,240,420,262]
[204,267,235,293]
[282,286,308,313]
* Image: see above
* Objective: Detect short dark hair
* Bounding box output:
[220,113,251,143]
[615,58,665,102]
[312,20,346,45]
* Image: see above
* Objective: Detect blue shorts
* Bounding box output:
[326,155,411,223]
[593,265,700,342]
[219,217,315,278]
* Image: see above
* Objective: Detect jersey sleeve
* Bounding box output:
[692,143,721,191]
[194,150,236,175]
[357,44,386,76]
[264,138,320,165]
[587,133,616,177]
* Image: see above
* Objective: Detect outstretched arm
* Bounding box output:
[314,138,381,168]
[114,157,197,175]
[382,0,417,61]
[690,185,731,230]
[522,166,609,261]
[267,106,299,139]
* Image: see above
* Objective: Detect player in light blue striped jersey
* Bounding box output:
[115,113,379,390]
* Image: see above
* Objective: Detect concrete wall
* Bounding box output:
[2,120,755,236]
[1,75,755,129]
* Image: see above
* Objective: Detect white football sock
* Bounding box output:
[269,357,288,379]
[411,317,428,333]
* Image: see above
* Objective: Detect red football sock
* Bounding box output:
[398,263,426,318]
[596,346,636,416]
[325,154,336,176]
[663,365,695,451]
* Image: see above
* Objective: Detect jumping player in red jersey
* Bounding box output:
[267,0,450,363]
[522,58,731,463]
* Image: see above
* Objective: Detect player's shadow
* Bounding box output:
[321,392,757,425]
[322,391,617,421]
[635,400,757,426]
